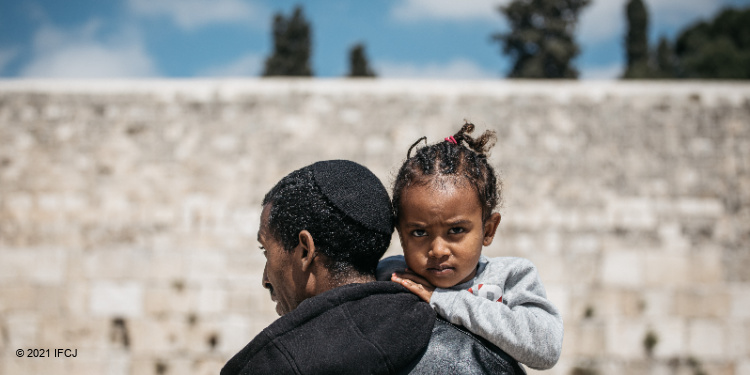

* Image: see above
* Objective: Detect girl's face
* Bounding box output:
[397,181,501,288]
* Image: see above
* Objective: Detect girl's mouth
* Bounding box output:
[427,265,455,276]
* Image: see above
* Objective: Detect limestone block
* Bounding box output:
[726,320,748,358]
[224,250,264,286]
[30,356,69,375]
[104,350,131,375]
[687,319,726,359]
[689,248,724,284]
[65,282,90,316]
[0,285,36,312]
[605,318,649,359]
[528,253,566,285]
[571,321,607,357]
[606,197,658,231]
[737,359,750,375]
[3,356,42,375]
[130,358,191,375]
[35,286,64,315]
[191,358,226,375]
[218,314,253,353]
[5,313,38,347]
[600,250,643,288]
[644,252,689,287]
[699,362,735,375]
[544,284,568,319]
[129,317,187,355]
[144,286,190,315]
[189,284,227,314]
[658,222,690,251]
[146,250,185,281]
[186,251,227,283]
[89,281,143,317]
[730,287,750,318]
[81,247,150,281]
[649,319,686,358]
[39,317,109,349]
[640,289,674,318]
[673,287,730,318]
[0,247,66,285]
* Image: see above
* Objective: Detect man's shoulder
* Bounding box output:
[401,318,524,375]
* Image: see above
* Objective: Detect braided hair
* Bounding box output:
[392,122,501,222]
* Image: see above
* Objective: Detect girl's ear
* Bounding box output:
[482,213,501,246]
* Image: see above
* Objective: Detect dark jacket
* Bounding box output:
[221,282,435,375]
[221,281,523,375]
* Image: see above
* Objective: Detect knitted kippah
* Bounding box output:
[311,160,394,235]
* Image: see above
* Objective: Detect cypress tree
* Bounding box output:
[654,37,676,78]
[263,6,313,77]
[493,0,590,79]
[623,0,650,78]
[348,43,376,78]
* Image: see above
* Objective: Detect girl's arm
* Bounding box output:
[429,257,563,370]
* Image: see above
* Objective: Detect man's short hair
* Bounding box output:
[261,160,394,276]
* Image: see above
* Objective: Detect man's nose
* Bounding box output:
[262,265,271,289]
[429,237,451,258]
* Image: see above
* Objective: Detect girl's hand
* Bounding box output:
[391,271,435,302]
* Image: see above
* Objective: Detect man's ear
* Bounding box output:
[297,230,317,272]
[482,213,501,246]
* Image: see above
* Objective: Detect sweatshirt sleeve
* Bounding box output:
[429,257,563,370]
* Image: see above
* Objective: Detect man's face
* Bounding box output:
[258,204,307,316]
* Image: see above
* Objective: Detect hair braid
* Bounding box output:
[392,121,501,222]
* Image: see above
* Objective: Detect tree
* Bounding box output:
[653,37,676,78]
[348,43,376,78]
[263,6,313,77]
[493,0,591,79]
[623,0,650,78]
[673,7,750,79]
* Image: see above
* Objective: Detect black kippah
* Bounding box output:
[311,160,394,235]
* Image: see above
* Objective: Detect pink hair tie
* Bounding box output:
[445,136,457,145]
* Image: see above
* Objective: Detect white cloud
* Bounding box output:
[391,0,508,22]
[20,20,158,78]
[375,58,499,80]
[0,48,19,74]
[197,53,263,77]
[128,0,262,30]
[580,62,623,80]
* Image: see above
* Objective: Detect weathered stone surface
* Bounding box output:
[1,80,749,375]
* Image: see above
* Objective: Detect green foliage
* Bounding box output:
[623,0,649,78]
[494,0,591,79]
[654,37,677,78]
[348,43,376,78]
[674,7,750,79]
[263,6,313,77]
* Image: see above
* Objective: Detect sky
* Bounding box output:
[0,0,748,80]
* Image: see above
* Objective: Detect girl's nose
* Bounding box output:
[429,237,451,258]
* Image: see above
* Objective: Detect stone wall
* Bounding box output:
[1,79,748,375]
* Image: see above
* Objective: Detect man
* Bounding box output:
[221,160,522,375]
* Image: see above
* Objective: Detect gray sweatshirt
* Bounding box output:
[376,255,563,370]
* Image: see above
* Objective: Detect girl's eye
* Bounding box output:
[448,227,465,234]
[411,229,427,237]
[259,246,267,256]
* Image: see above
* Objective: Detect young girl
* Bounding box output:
[377,122,563,370]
